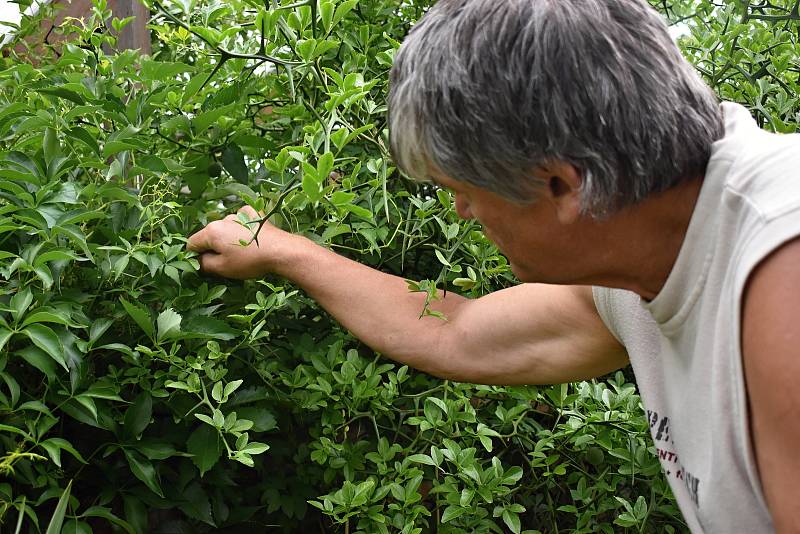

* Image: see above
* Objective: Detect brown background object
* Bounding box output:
[108,0,150,54]
[3,0,150,56]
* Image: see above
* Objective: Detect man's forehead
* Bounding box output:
[424,167,458,189]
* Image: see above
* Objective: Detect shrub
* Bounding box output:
[0,0,796,532]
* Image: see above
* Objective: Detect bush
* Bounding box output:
[0,0,796,532]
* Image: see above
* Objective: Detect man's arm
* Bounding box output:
[187,208,627,385]
[742,236,800,533]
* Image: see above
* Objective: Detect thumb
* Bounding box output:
[187,226,216,253]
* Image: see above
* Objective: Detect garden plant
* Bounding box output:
[0,0,798,532]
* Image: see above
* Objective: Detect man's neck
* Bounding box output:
[589,176,705,301]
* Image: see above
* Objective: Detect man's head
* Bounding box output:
[388,0,723,218]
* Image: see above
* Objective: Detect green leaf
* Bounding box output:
[0,371,20,406]
[73,394,98,420]
[182,69,212,104]
[408,454,436,466]
[0,328,13,353]
[195,413,214,425]
[102,126,145,157]
[221,144,248,184]
[17,346,58,380]
[302,162,323,202]
[56,210,104,227]
[240,442,269,455]
[37,86,85,104]
[187,424,222,477]
[501,466,524,485]
[89,318,113,344]
[124,451,163,497]
[434,249,451,268]
[212,409,224,427]
[330,191,356,206]
[441,505,467,523]
[343,203,373,220]
[67,126,101,155]
[316,152,334,180]
[139,60,193,81]
[502,509,522,534]
[124,392,152,437]
[321,223,351,241]
[120,299,154,340]
[122,496,147,534]
[10,288,33,323]
[182,316,239,340]
[52,224,93,260]
[106,124,140,143]
[211,381,223,402]
[33,265,54,289]
[223,379,243,399]
[0,424,31,439]
[21,310,74,328]
[39,438,87,468]
[156,308,182,341]
[296,39,316,61]
[633,495,648,519]
[82,383,123,401]
[81,506,135,534]
[332,0,358,27]
[43,128,61,169]
[192,104,235,132]
[166,380,191,391]
[320,0,334,31]
[45,480,72,534]
[22,324,67,371]
[137,440,178,460]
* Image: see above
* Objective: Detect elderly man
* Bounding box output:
[187,0,800,531]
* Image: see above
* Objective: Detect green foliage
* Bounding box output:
[0,0,796,532]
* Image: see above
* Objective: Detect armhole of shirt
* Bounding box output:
[591,286,623,345]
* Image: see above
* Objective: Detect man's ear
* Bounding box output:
[537,161,583,224]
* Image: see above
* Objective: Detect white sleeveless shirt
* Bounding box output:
[593,102,800,532]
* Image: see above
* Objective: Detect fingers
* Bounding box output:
[196,250,224,275]
[187,205,261,255]
[187,226,214,253]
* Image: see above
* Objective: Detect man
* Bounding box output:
[187,0,800,531]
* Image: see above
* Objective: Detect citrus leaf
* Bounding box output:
[441,505,467,523]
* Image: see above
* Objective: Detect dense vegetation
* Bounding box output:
[0,0,797,532]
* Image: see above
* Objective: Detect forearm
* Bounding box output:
[188,211,625,386]
[276,236,467,376]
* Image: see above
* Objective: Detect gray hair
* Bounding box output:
[389,0,724,216]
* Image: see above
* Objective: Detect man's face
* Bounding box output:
[429,170,586,284]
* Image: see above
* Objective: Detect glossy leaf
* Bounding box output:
[187,424,223,477]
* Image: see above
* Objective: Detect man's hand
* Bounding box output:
[187,206,298,280]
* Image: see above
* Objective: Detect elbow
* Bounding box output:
[422,342,497,384]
